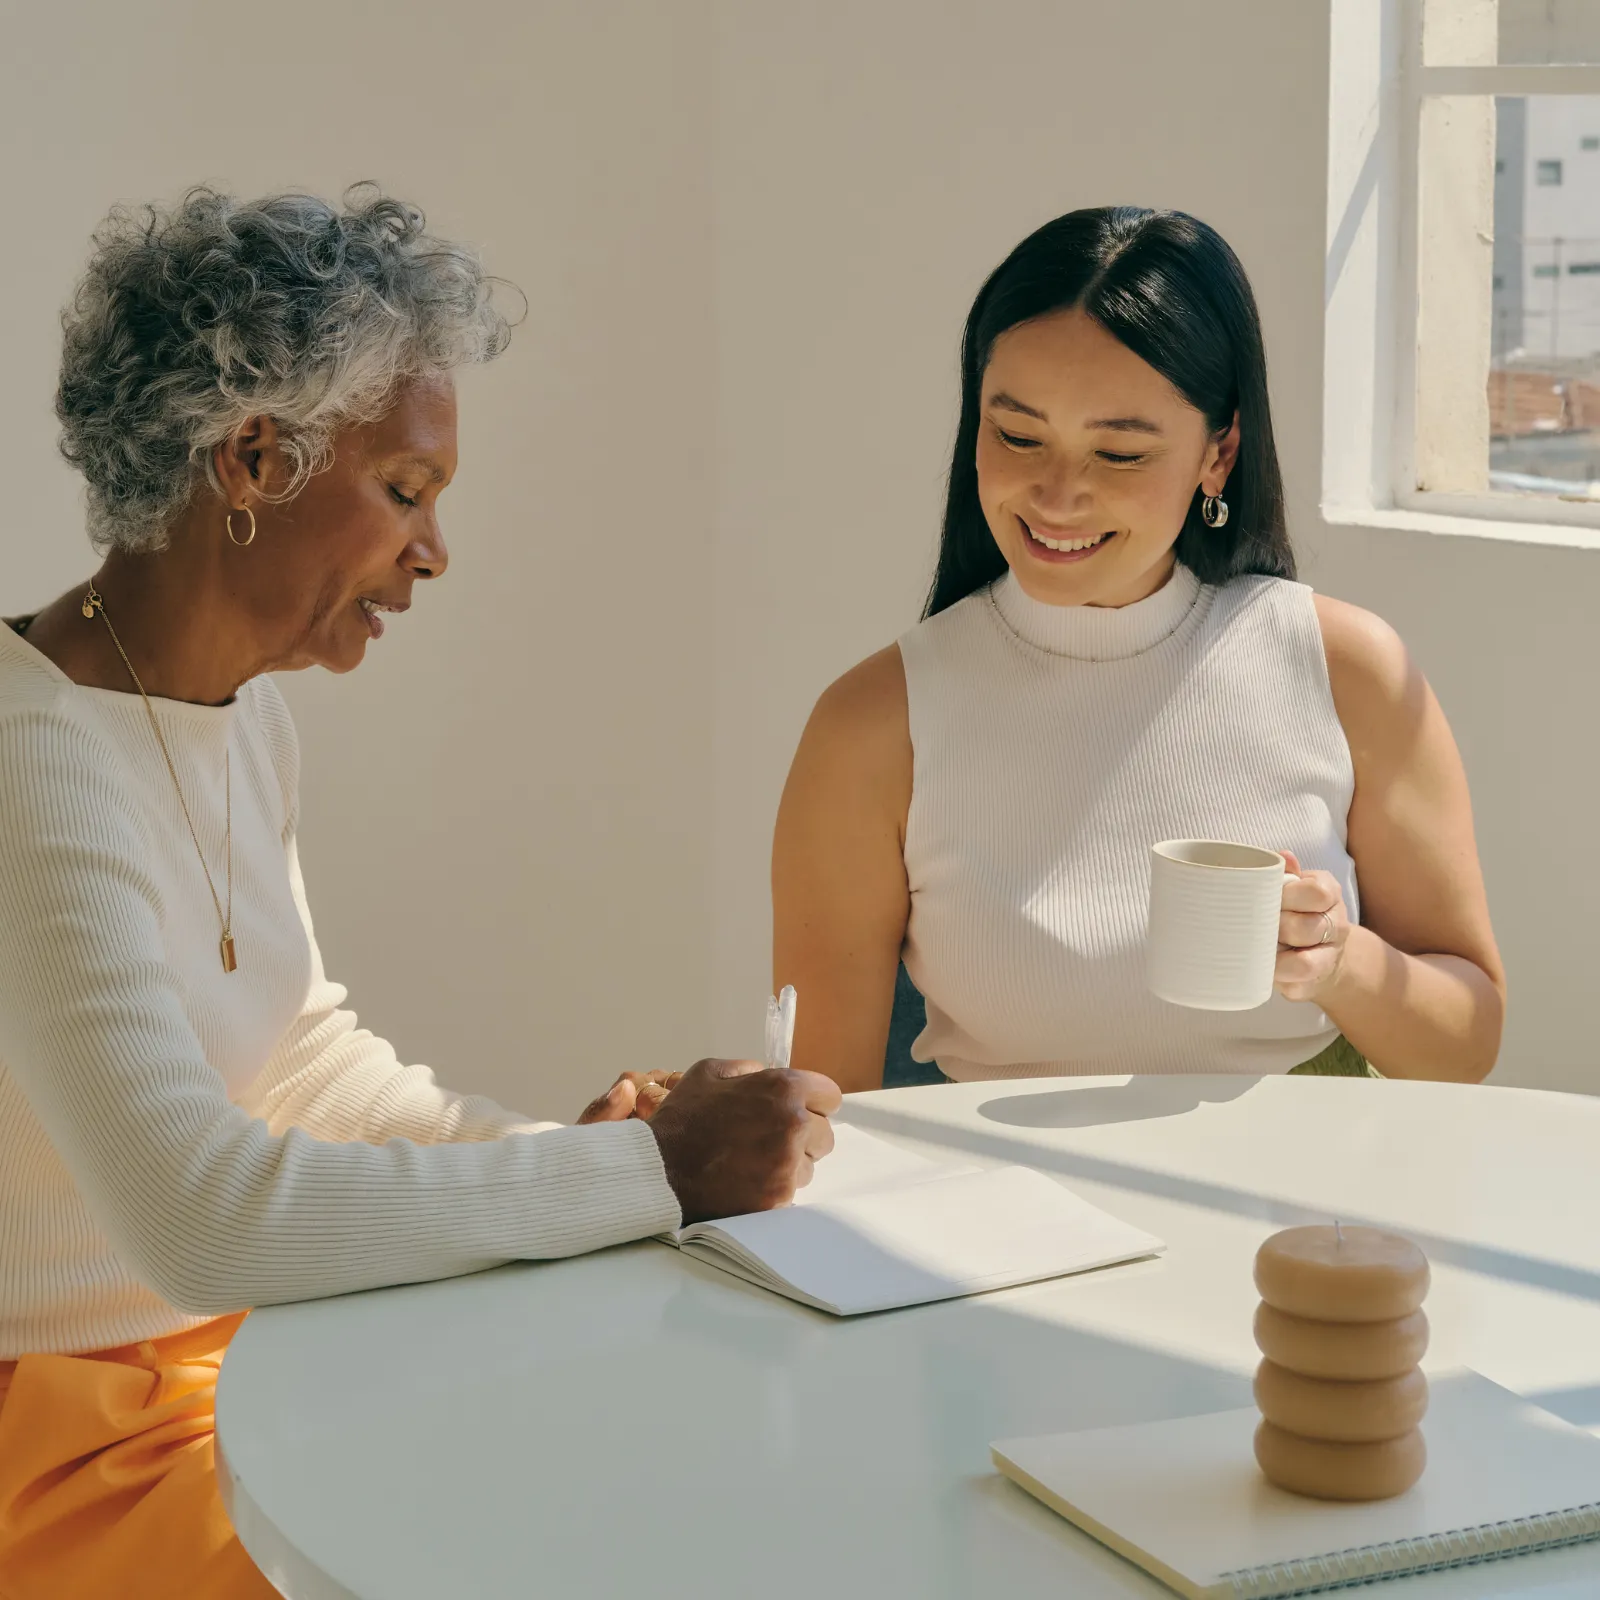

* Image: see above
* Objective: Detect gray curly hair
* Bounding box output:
[56,184,516,553]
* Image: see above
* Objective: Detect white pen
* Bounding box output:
[765,984,798,1071]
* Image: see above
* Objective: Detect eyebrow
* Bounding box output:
[1086,415,1165,436]
[389,453,448,484]
[987,392,1049,421]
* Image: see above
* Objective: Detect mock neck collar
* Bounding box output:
[988,560,1203,661]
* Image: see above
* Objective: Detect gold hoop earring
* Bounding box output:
[226,506,257,547]
[1201,494,1229,529]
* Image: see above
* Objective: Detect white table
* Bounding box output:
[217,1075,1600,1599]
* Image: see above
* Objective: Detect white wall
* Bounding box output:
[6,0,1593,1101]
[2,0,715,1119]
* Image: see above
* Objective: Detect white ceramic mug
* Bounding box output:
[1147,840,1286,1011]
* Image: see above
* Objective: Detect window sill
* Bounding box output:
[1322,503,1600,553]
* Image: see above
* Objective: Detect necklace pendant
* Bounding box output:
[220,933,238,974]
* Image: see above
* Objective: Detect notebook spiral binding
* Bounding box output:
[1225,1500,1600,1599]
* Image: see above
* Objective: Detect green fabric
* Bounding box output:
[1289,1034,1381,1078]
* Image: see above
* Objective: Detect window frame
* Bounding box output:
[1385,1,1600,533]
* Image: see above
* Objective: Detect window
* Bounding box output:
[1325,0,1600,535]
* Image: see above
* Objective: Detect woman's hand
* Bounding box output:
[575,1070,683,1124]
[644,1059,842,1223]
[631,1072,683,1121]
[1274,850,1352,1003]
[585,1059,842,1221]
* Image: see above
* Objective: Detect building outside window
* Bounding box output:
[1491,79,1600,493]
[1325,0,1600,531]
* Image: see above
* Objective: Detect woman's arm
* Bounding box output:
[772,646,913,1093]
[0,705,681,1318]
[1278,598,1506,1082]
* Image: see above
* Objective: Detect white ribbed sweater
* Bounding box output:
[899,564,1359,1079]
[0,621,679,1357]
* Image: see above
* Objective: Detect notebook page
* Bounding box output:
[662,1232,837,1312]
[993,1371,1600,1598]
[680,1164,1163,1315]
[791,1122,959,1205]
[659,1123,958,1245]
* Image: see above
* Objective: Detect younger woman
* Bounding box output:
[773,207,1503,1090]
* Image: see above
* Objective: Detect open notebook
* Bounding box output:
[658,1122,1163,1315]
[993,1371,1600,1599]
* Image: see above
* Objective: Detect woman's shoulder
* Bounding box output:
[1308,593,1416,739]
[1310,592,1408,677]
[0,634,147,857]
[1211,569,1313,614]
[0,627,114,764]
[0,621,74,720]
[785,642,912,818]
[784,640,915,838]
[1212,576,1412,714]
[806,644,908,751]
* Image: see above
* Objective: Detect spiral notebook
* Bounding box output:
[992,1372,1600,1599]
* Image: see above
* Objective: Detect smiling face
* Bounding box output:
[219,376,459,674]
[975,308,1238,609]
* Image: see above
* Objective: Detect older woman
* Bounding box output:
[0,187,837,1599]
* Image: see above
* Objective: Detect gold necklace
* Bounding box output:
[82,585,237,973]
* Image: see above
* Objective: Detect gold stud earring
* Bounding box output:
[226,507,257,547]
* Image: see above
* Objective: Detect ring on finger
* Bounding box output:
[1317,911,1334,947]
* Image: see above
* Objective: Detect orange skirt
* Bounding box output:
[0,1313,277,1600]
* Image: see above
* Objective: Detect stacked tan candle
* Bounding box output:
[1252,1225,1431,1501]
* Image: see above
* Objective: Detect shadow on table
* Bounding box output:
[980,1077,1257,1130]
[1530,1382,1600,1429]
[842,1100,1600,1307]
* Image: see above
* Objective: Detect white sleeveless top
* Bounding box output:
[898,563,1358,1079]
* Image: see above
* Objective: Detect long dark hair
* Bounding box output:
[925,206,1291,618]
